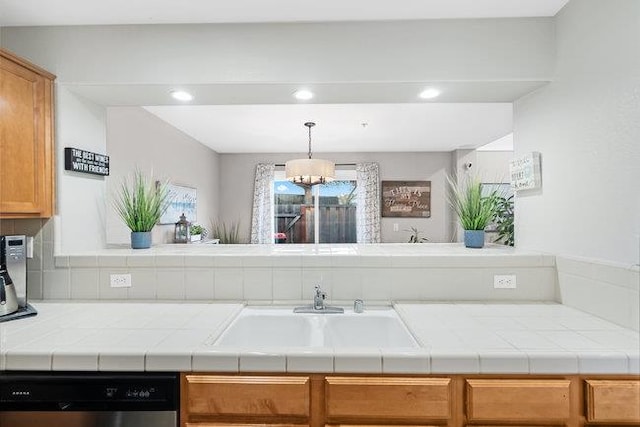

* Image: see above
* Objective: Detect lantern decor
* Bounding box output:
[174,213,191,244]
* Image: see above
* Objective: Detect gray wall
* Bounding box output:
[219,152,455,244]
[1,19,554,84]
[514,0,640,266]
[106,107,220,245]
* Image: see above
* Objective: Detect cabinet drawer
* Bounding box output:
[186,424,308,427]
[325,377,451,422]
[466,379,571,422]
[585,379,640,423]
[184,375,310,419]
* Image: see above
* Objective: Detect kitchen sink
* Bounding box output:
[213,307,419,348]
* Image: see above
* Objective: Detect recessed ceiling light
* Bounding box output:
[293,89,314,100]
[170,90,193,101]
[419,88,441,99]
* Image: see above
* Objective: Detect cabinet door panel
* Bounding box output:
[0,50,54,218]
[325,377,451,422]
[465,379,571,423]
[184,375,310,419]
[585,379,640,423]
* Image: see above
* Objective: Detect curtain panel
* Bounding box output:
[250,163,275,244]
[356,162,381,243]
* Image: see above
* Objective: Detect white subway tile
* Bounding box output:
[156,269,185,300]
[243,268,273,301]
[70,269,99,300]
[185,269,215,300]
[43,270,70,299]
[128,268,157,299]
[214,268,243,300]
[273,268,302,300]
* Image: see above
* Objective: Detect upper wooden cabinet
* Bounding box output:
[0,48,55,219]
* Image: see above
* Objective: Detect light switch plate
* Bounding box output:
[110,273,132,288]
[494,274,516,289]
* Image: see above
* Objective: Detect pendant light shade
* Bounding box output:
[285,122,335,187]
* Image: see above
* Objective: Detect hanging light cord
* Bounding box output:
[305,122,315,159]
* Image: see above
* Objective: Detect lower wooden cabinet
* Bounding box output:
[181,374,640,427]
[465,379,571,423]
[326,377,451,423]
[182,375,311,425]
[585,379,640,423]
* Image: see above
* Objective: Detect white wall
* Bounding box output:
[475,151,513,183]
[56,88,108,253]
[514,0,640,266]
[106,107,220,245]
[219,152,455,244]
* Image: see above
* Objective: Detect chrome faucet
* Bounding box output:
[313,285,326,310]
[293,285,344,314]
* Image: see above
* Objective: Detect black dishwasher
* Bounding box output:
[0,372,178,427]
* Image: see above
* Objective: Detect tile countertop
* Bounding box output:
[0,301,638,374]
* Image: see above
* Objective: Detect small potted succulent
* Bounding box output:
[447,175,499,248]
[190,224,207,242]
[112,170,170,249]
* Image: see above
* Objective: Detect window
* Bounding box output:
[274,169,357,243]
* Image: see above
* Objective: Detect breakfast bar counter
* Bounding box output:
[1,301,637,374]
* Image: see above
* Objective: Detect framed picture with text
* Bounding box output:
[381,180,431,218]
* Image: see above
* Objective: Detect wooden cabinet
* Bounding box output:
[181,374,640,427]
[0,48,55,218]
[465,379,571,424]
[182,374,311,426]
[585,379,640,423]
[325,376,451,424]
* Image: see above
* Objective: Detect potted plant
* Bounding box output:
[447,175,499,248]
[190,224,207,242]
[210,220,241,244]
[406,226,429,243]
[113,170,170,249]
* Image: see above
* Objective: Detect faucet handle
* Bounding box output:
[354,299,364,313]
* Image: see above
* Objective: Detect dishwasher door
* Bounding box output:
[0,372,179,427]
[0,410,177,427]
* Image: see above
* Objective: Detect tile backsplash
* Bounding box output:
[3,219,636,332]
[43,245,558,304]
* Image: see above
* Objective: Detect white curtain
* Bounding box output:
[250,163,275,244]
[356,162,381,243]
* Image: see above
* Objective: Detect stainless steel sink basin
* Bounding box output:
[213,307,418,348]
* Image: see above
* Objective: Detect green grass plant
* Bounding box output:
[113,170,170,232]
[447,175,499,231]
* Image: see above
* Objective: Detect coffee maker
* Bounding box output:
[0,235,37,322]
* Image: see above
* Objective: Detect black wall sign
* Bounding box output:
[64,147,110,176]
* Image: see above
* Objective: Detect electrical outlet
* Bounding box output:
[494,274,516,289]
[110,274,132,288]
[393,223,399,232]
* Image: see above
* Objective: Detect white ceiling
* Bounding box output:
[143,103,512,153]
[0,0,569,26]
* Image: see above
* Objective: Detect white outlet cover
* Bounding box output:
[110,273,132,288]
[494,274,516,289]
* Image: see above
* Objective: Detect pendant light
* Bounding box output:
[285,122,335,187]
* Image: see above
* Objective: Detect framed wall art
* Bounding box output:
[159,183,197,224]
[381,180,431,218]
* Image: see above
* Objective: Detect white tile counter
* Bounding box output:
[0,301,637,374]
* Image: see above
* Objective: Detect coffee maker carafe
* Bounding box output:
[0,236,19,316]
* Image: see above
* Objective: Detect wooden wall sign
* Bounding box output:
[382,180,431,218]
[64,147,110,176]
